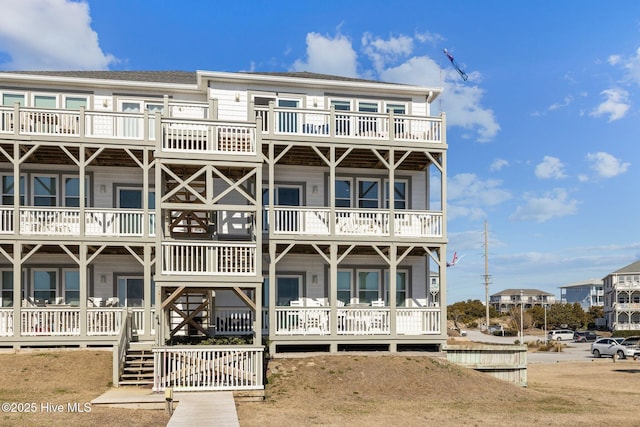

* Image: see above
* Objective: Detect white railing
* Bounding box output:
[396,308,441,335]
[18,108,81,136]
[162,119,256,155]
[153,346,264,391]
[394,211,443,237]
[85,209,155,237]
[335,209,389,236]
[85,110,147,140]
[20,207,80,235]
[161,241,257,275]
[0,207,155,237]
[130,308,146,335]
[614,322,640,331]
[0,309,13,336]
[0,108,15,133]
[271,207,330,234]
[256,106,443,143]
[87,308,123,336]
[273,307,440,336]
[21,307,81,336]
[274,307,331,335]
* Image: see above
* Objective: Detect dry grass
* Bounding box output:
[0,350,169,427]
[2,348,640,426]
[237,354,640,426]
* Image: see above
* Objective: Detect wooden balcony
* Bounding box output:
[267,207,443,238]
[0,206,156,238]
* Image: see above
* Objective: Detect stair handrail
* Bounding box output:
[112,311,133,387]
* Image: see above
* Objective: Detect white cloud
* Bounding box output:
[590,88,630,122]
[490,158,509,172]
[447,173,512,220]
[510,188,579,223]
[0,0,115,70]
[586,152,630,178]
[608,54,622,66]
[548,95,574,111]
[291,32,358,78]
[535,156,567,179]
[361,33,413,73]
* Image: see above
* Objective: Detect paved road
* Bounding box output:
[463,329,598,363]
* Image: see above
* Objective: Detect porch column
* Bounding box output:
[268,241,277,355]
[143,244,152,341]
[439,246,447,340]
[389,243,397,345]
[79,243,88,338]
[12,242,21,345]
[328,243,338,352]
[254,281,262,346]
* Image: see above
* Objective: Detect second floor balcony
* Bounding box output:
[266,207,443,238]
[0,206,155,238]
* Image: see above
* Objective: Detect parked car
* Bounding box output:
[548,329,575,341]
[590,337,639,359]
[574,331,599,342]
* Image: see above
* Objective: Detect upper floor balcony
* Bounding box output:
[266,207,443,239]
[256,105,443,145]
[0,206,155,239]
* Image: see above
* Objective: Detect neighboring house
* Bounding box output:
[559,279,604,310]
[490,289,556,313]
[0,71,447,388]
[604,260,640,331]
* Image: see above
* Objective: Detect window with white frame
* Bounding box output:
[1,270,13,307]
[387,103,407,136]
[357,270,380,304]
[64,96,87,110]
[33,94,57,109]
[385,180,407,209]
[276,275,302,306]
[1,174,25,205]
[32,175,57,206]
[63,269,80,305]
[2,93,25,106]
[277,99,300,133]
[331,100,351,136]
[63,175,89,207]
[33,270,56,303]
[357,178,380,209]
[337,270,352,305]
[385,270,408,307]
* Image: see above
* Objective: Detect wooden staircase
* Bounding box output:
[119,346,154,387]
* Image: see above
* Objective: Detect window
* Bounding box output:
[33,175,57,206]
[385,180,407,209]
[358,102,378,135]
[357,270,380,304]
[63,270,80,305]
[63,176,89,207]
[276,276,301,306]
[335,179,352,208]
[263,185,302,231]
[2,93,24,106]
[262,278,269,308]
[385,271,408,307]
[64,97,87,110]
[1,175,25,205]
[357,179,380,208]
[33,270,56,303]
[337,271,352,305]
[1,271,13,307]
[33,95,57,109]
[117,276,143,307]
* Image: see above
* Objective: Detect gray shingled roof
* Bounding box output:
[0,70,402,86]
[0,71,198,84]
[612,260,640,274]
[491,288,554,296]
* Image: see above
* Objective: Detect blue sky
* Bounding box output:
[0,0,639,304]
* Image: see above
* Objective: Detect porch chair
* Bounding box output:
[105,297,119,307]
[289,299,303,307]
[371,299,385,307]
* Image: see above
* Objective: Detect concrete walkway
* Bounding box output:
[91,388,240,426]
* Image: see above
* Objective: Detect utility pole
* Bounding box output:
[484,220,490,331]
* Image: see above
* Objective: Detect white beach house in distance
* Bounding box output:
[0,70,447,390]
[604,260,640,331]
[490,289,556,314]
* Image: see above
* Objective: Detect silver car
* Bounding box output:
[590,337,637,359]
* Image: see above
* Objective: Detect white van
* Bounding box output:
[547,329,574,341]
